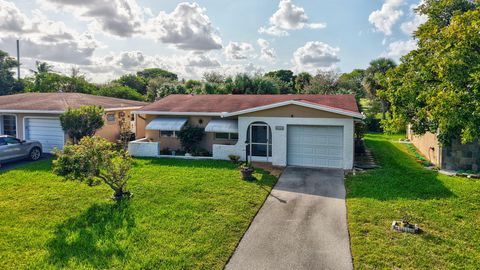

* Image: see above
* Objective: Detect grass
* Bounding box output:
[0,158,277,269]
[346,134,480,269]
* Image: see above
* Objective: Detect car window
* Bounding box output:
[0,138,6,146]
[4,137,20,145]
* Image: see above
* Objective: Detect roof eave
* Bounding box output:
[132,111,224,116]
[222,100,363,118]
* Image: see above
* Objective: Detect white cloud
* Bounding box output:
[185,52,220,68]
[259,0,326,37]
[0,1,97,65]
[40,0,144,37]
[400,2,427,36]
[224,42,255,60]
[368,0,405,36]
[257,39,276,62]
[382,39,417,58]
[292,41,340,73]
[147,2,222,51]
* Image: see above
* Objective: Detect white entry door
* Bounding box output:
[25,118,65,153]
[287,125,344,168]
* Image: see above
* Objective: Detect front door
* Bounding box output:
[247,122,272,159]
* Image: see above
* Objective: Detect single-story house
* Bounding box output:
[130,94,363,169]
[407,126,480,171]
[0,93,147,152]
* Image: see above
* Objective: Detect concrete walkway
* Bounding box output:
[226,167,353,270]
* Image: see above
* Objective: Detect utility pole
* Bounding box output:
[16,40,20,80]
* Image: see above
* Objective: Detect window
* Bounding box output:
[4,137,20,145]
[106,113,116,122]
[2,115,16,136]
[215,132,238,140]
[160,130,176,137]
[0,138,6,146]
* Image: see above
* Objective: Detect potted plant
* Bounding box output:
[240,162,254,180]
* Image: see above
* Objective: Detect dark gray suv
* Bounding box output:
[0,135,43,163]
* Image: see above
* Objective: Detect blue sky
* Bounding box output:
[0,0,424,82]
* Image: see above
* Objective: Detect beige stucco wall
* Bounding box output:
[407,125,441,166]
[143,115,237,153]
[243,104,351,119]
[1,110,139,143]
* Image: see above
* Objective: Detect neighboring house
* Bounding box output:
[130,94,363,169]
[0,93,147,152]
[407,126,480,171]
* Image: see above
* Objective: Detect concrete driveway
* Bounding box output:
[226,167,353,270]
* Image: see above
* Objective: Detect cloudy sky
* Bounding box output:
[0,0,425,83]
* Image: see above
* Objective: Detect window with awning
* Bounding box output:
[204,119,238,133]
[145,118,188,131]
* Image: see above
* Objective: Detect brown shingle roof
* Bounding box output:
[138,94,360,114]
[0,93,147,111]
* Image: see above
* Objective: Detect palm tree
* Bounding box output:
[362,58,396,119]
[31,61,53,75]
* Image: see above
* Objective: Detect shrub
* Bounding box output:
[192,147,210,157]
[60,105,104,144]
[228,154,241,163]
[52,136,133,200]
[177,125,205,153]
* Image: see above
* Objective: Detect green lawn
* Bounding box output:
[346,134,480,269]
[0,158,277,269]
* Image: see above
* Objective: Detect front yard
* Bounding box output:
[346,134,480,269]
[0,158,276,269]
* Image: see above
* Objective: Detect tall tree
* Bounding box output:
[294,72,312,93]
[0,50,22,95]
[337,69,366,100]
[137,68,178,81]
[264,69,295,93]
[115,74,147,95]
[362,58,396,119]
[384,0,480,144]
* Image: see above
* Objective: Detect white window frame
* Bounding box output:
[0,114,19,138]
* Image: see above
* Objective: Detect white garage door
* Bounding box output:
[287,126,344,168]
[25,118,65,153]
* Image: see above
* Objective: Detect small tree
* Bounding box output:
[118,113,133,150]
[53,136,133,200]
[177,125,205,153]
[60,105,105,144]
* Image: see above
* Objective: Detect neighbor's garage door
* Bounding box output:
[25,118,65,153]
[287,126,344,168]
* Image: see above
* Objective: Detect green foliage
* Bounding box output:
[228,154,241,163]
[146,77,185,101]
[337,69,366,100]
[0,50,23,96]
[294,72,312,92]
[95,84,145,101]
[26,68,97,94]
[304,70,343,94]
[137,68,178,81]
[362,58,397,119]
[264,69,295,91]
[60,105,105,144]
[114,74,147,95]
[177,125,205,153]
[384,0,480,144]
[53,136,133,199]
